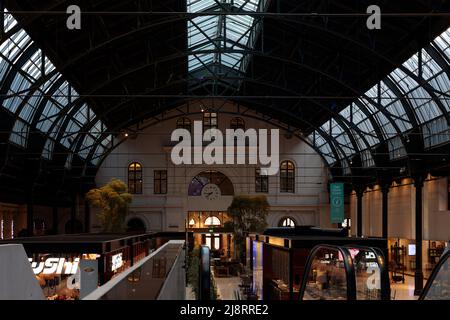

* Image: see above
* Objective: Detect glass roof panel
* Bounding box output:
[0,29,31,62]
[308,132,336,165]
[18,74,61,123]
[421,49,442,80]
[328,120,356,157]
[9,119,29,147]
[21,49,42,80]
[389,65,446,125]
[188,0,216,12]
[4,9,18,33]
[340,104,379,147]
[402,53,419,76]
[296,27,450,163]
[187,0,267,73]
[360,98,399,140]
[3,73,32,114]
[423,116,450,148]
[0,10,108,165]
[78,134,95,160]
[434,28,450,60]
[363,84,412,133]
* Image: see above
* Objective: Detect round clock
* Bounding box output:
[201,184,221,201]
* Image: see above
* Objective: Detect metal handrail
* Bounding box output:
[298,245,356,301]
[344,245,391,300]
[419,250,450,300]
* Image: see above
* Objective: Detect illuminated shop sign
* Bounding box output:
[28,258,79,275]
[111,253,123,272]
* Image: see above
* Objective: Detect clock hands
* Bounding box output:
[206,192,216,198]
[202,184,220,199]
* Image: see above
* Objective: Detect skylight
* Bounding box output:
[309,26,450,167]
[187,0,269,75]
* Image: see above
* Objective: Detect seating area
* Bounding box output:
[212,256,242,278]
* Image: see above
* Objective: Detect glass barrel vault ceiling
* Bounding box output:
[187,0,269,77]
[308,26,450,172]
[0,9,112,167]
[2,7,450,173]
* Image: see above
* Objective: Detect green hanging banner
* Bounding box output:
[330,182,345,224]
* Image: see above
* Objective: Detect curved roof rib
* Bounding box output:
[0,9,112,168]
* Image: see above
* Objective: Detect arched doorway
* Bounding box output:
[127,217,146,233]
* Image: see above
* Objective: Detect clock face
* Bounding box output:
[201,184,221,201]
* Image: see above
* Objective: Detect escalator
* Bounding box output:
[419,248,450,300]
[298,245,390,300]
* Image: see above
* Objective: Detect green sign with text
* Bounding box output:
[330,182,345,224]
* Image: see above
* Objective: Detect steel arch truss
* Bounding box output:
[0,8,112,174]
[1,2,450,190]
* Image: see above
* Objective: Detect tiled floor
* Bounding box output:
[390,275,426,300]
[215,276,242,300]
[213,273,426,301]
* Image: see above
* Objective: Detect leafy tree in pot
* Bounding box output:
[86,179,133,233]
[187,246,218,300]
[227,195,269,262]
[187,247,200,298]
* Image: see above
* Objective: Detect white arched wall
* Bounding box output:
[95,103,331,233]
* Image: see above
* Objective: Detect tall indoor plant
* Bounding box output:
[86,179,133,233]
[227,195,269,262]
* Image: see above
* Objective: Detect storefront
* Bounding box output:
[187,211,235,258]
[0,232,189,300]
[388,238,448,280]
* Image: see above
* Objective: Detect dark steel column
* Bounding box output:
[289,248,294,300]
[70,197,77,234]
[356,189,364,237]
[381,185,389,239]
[84,200,90,233]
[52,206,58,234]
[27,201,34,236]
[414,177,424,296]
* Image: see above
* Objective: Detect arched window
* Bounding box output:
[280,160,295,193]
[128,162,143,194]
[205,216,221,226]
[230,117,245,130]
[279,217,296,228]
[189,218,196,227]
[176,117,191,131]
